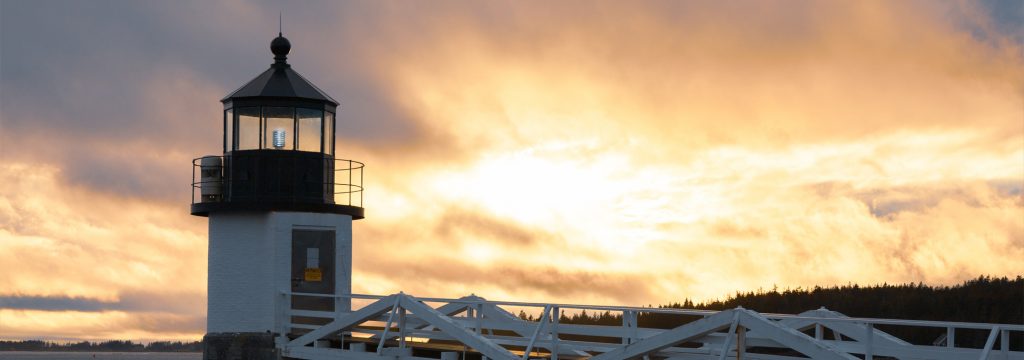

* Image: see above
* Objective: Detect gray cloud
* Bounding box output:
[1,0,1022,341]
[0,295,114,312]
[0,0,431,202]
[434,207,547,246]
[368,258,660,305]
[855,181,1023,218]
[0,291,204,314]
[0,0,434,144]
[3,0,1022,203]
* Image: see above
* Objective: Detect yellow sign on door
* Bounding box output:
[304,268,322,282]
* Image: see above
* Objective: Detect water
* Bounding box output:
[0,352,200,360]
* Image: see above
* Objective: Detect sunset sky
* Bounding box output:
[1,0,1022,342]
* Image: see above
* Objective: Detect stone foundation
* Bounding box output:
[203,332,280,360]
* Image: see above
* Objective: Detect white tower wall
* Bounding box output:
[207,211,352,334]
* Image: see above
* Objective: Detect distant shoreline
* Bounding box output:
[0,350,202,353]
[0,340,202,353]
[0,352,202,360]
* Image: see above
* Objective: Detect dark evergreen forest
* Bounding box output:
[545,275,1023,349]
[0,340,202,352]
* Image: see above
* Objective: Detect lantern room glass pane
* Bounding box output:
[263,107,295,150]
[224,109,233,153]
[236,107,260,150]
[324,112,334,155]
[297,108,323,152]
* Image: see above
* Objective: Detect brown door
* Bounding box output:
[291,229,335,330]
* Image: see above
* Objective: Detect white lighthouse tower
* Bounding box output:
[191,33,364,360]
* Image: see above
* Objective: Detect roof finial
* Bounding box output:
[279,12,282,37]
[270,18,291,65]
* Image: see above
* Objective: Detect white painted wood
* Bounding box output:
[591,310,739,360]
[283,293,1024,360]
[207,211,352,333]
[207,212,274,333]
[737,310,857,360]
[290,294,399,347]
[400,295,520,360]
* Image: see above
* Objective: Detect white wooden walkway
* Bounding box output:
[277,292,1023,360]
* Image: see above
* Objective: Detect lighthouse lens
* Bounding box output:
[273,129,287,149]
[263,107,294,150]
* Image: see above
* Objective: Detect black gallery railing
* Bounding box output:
[191,154,364,208]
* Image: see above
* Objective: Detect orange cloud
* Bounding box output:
[0,164,207,340]
[1,1,1021,341]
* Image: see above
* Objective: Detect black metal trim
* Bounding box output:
[222,110,226,154]
[191,202,364,219]
[292,107,299,150]
[259,106,265,149]
[330,112,336,156]
[224,98,337,113]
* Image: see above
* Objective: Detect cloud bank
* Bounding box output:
[1,0,1021,340]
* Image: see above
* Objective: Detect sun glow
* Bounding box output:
[431,144,621,223]
[1,0,1022,341]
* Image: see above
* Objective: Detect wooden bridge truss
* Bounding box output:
[277,292,1023,360]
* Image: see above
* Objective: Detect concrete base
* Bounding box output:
[203,332,280,360]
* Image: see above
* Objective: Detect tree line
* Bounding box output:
[0,340,202,352]
[532,275,1022,349]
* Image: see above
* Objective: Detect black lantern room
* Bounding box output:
[191,33,364,219]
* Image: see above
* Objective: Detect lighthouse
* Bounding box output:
[191,32,363,359]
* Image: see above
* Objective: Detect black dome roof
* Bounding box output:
[222,34,338,106]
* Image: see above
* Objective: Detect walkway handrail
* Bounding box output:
[283,291,1024,331]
